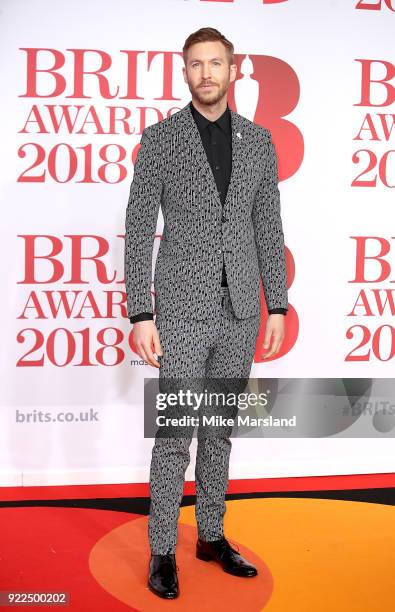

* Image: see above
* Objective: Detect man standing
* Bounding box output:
[124,27,288,599]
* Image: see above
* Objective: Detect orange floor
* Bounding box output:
[1,479,394,611]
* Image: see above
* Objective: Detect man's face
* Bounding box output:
[183,41,236,107]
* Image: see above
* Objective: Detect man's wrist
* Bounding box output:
[129,312,154,324]
[268,308,287,315]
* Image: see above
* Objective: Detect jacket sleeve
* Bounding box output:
[124,127,163,319]
[252,129,288,312]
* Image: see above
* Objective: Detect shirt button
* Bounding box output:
[218,249,222,254]
[215,165,219,170]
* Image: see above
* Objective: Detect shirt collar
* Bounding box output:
[190,100,231,135]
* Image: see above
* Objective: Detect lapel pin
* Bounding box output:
[236,132,242,139]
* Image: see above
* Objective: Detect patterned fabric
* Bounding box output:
[124,102,288,321]
[148,289,261,554]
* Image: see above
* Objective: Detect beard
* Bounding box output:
[189,79,229,107]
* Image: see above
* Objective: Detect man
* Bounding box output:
[124,27,288,599]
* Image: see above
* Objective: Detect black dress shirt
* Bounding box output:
[129,100,287,323]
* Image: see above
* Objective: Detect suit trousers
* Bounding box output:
[148,286,261,554]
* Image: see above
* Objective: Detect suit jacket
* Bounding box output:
[124,101,288,321]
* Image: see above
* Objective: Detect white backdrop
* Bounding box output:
[1,0,394,487]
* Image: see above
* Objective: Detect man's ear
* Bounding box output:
[229,63,237,84]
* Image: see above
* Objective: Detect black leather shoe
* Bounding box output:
[196,536,258,577]
[148,553,179,598]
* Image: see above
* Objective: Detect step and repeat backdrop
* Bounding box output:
[0,0,394,486]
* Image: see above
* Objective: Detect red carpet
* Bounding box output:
[0,476,394,610]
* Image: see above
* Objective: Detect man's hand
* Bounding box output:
[261,314,285,360]
[132,320,163,368]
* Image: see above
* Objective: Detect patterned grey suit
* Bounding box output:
[124,102,288,321]
[124,102,288,554]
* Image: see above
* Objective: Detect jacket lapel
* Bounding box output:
[179,102,245,214]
